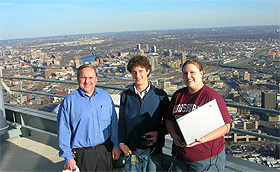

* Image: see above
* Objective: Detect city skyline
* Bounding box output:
[1,0,279,41]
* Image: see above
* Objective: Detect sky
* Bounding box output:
[0,0,279,40]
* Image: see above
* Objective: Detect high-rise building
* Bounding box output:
[145,44,149,51]
[243,71,250,81]
[168,49,172,56]
[233,70,239,80]
[137,44,141,50]
[74,59,81,69]
[151,45,157,53]
[149,56,158,71]
[118,51,122,57]
[181,52,187,65]
[217,47,223,57]
[261,91,277,109]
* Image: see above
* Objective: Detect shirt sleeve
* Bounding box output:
[216,95,232,124]
[57,98,74,162]
[209,89,232,124]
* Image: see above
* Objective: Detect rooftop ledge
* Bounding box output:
[1,104,279,171]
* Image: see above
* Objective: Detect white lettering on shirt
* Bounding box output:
[173,104,199,119]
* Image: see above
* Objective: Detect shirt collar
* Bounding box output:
[134,83,150,99]
[78,87,98,97]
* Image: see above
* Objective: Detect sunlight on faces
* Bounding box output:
[182,63,204,93]
[78,67,97,96]
[131,66,150,88]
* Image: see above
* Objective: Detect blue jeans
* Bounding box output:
[172,149,226,172]
[125,152,164,172]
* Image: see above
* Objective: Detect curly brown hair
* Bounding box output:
[127,55,151,75]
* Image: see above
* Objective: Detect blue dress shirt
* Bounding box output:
[57,87,119,162]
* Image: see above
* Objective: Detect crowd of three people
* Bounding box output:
[57,55,232,172]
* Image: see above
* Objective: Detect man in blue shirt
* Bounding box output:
[57,64,120,171]
[119,55,169,171]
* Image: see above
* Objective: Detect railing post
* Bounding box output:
[0,81,9,135]
[19,78,23,107]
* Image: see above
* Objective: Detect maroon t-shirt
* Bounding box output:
[166,85,232,162]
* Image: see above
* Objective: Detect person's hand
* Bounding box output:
[64,159,76,171]
[186,137,206,147]
[172,134,184,147]
[120,144,132,156]
[144,131,158,146]
[112,148,121,160]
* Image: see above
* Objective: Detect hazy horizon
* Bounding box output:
[1,0,279,41]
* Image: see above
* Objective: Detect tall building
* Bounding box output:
[168,49,172,56]
[149,56,158,71]
[261,91,277,109]
[181,52,187,65]
[243,71,250,81]
[136,44,141,50]
[233,70,239,80]
[118,51,122,57]
[151,45,157,53]
[74,59,82,69]
[145,44,149,51]
[217,47,223,57]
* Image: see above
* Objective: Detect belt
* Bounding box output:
[73,142,105,150]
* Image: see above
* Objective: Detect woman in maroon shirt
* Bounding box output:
[166,59,232,171]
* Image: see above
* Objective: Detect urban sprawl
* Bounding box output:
[1,25,279,169]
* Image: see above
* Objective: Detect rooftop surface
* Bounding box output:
[1,129,279,172]
[1,130,64,172]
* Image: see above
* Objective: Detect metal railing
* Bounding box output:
[1,76,280,143]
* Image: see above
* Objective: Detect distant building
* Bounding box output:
[74,59,82,69]
[168,60,181,69]
[163,81,171,89]
[181,52,187,65]
[149,56,158,71]
[51,54,62,60]
[207,75,220,81]
[137,44,141,50]
[151,45,157,53]
[243,71,250,82]
[217,47,223,57]
[118,51,122,56]
[44,69,58,79]
[233,70,239,80]
[261,91,277,109]
[168,49,172,56]
[226,114,262,142]
[145,44,149,51]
